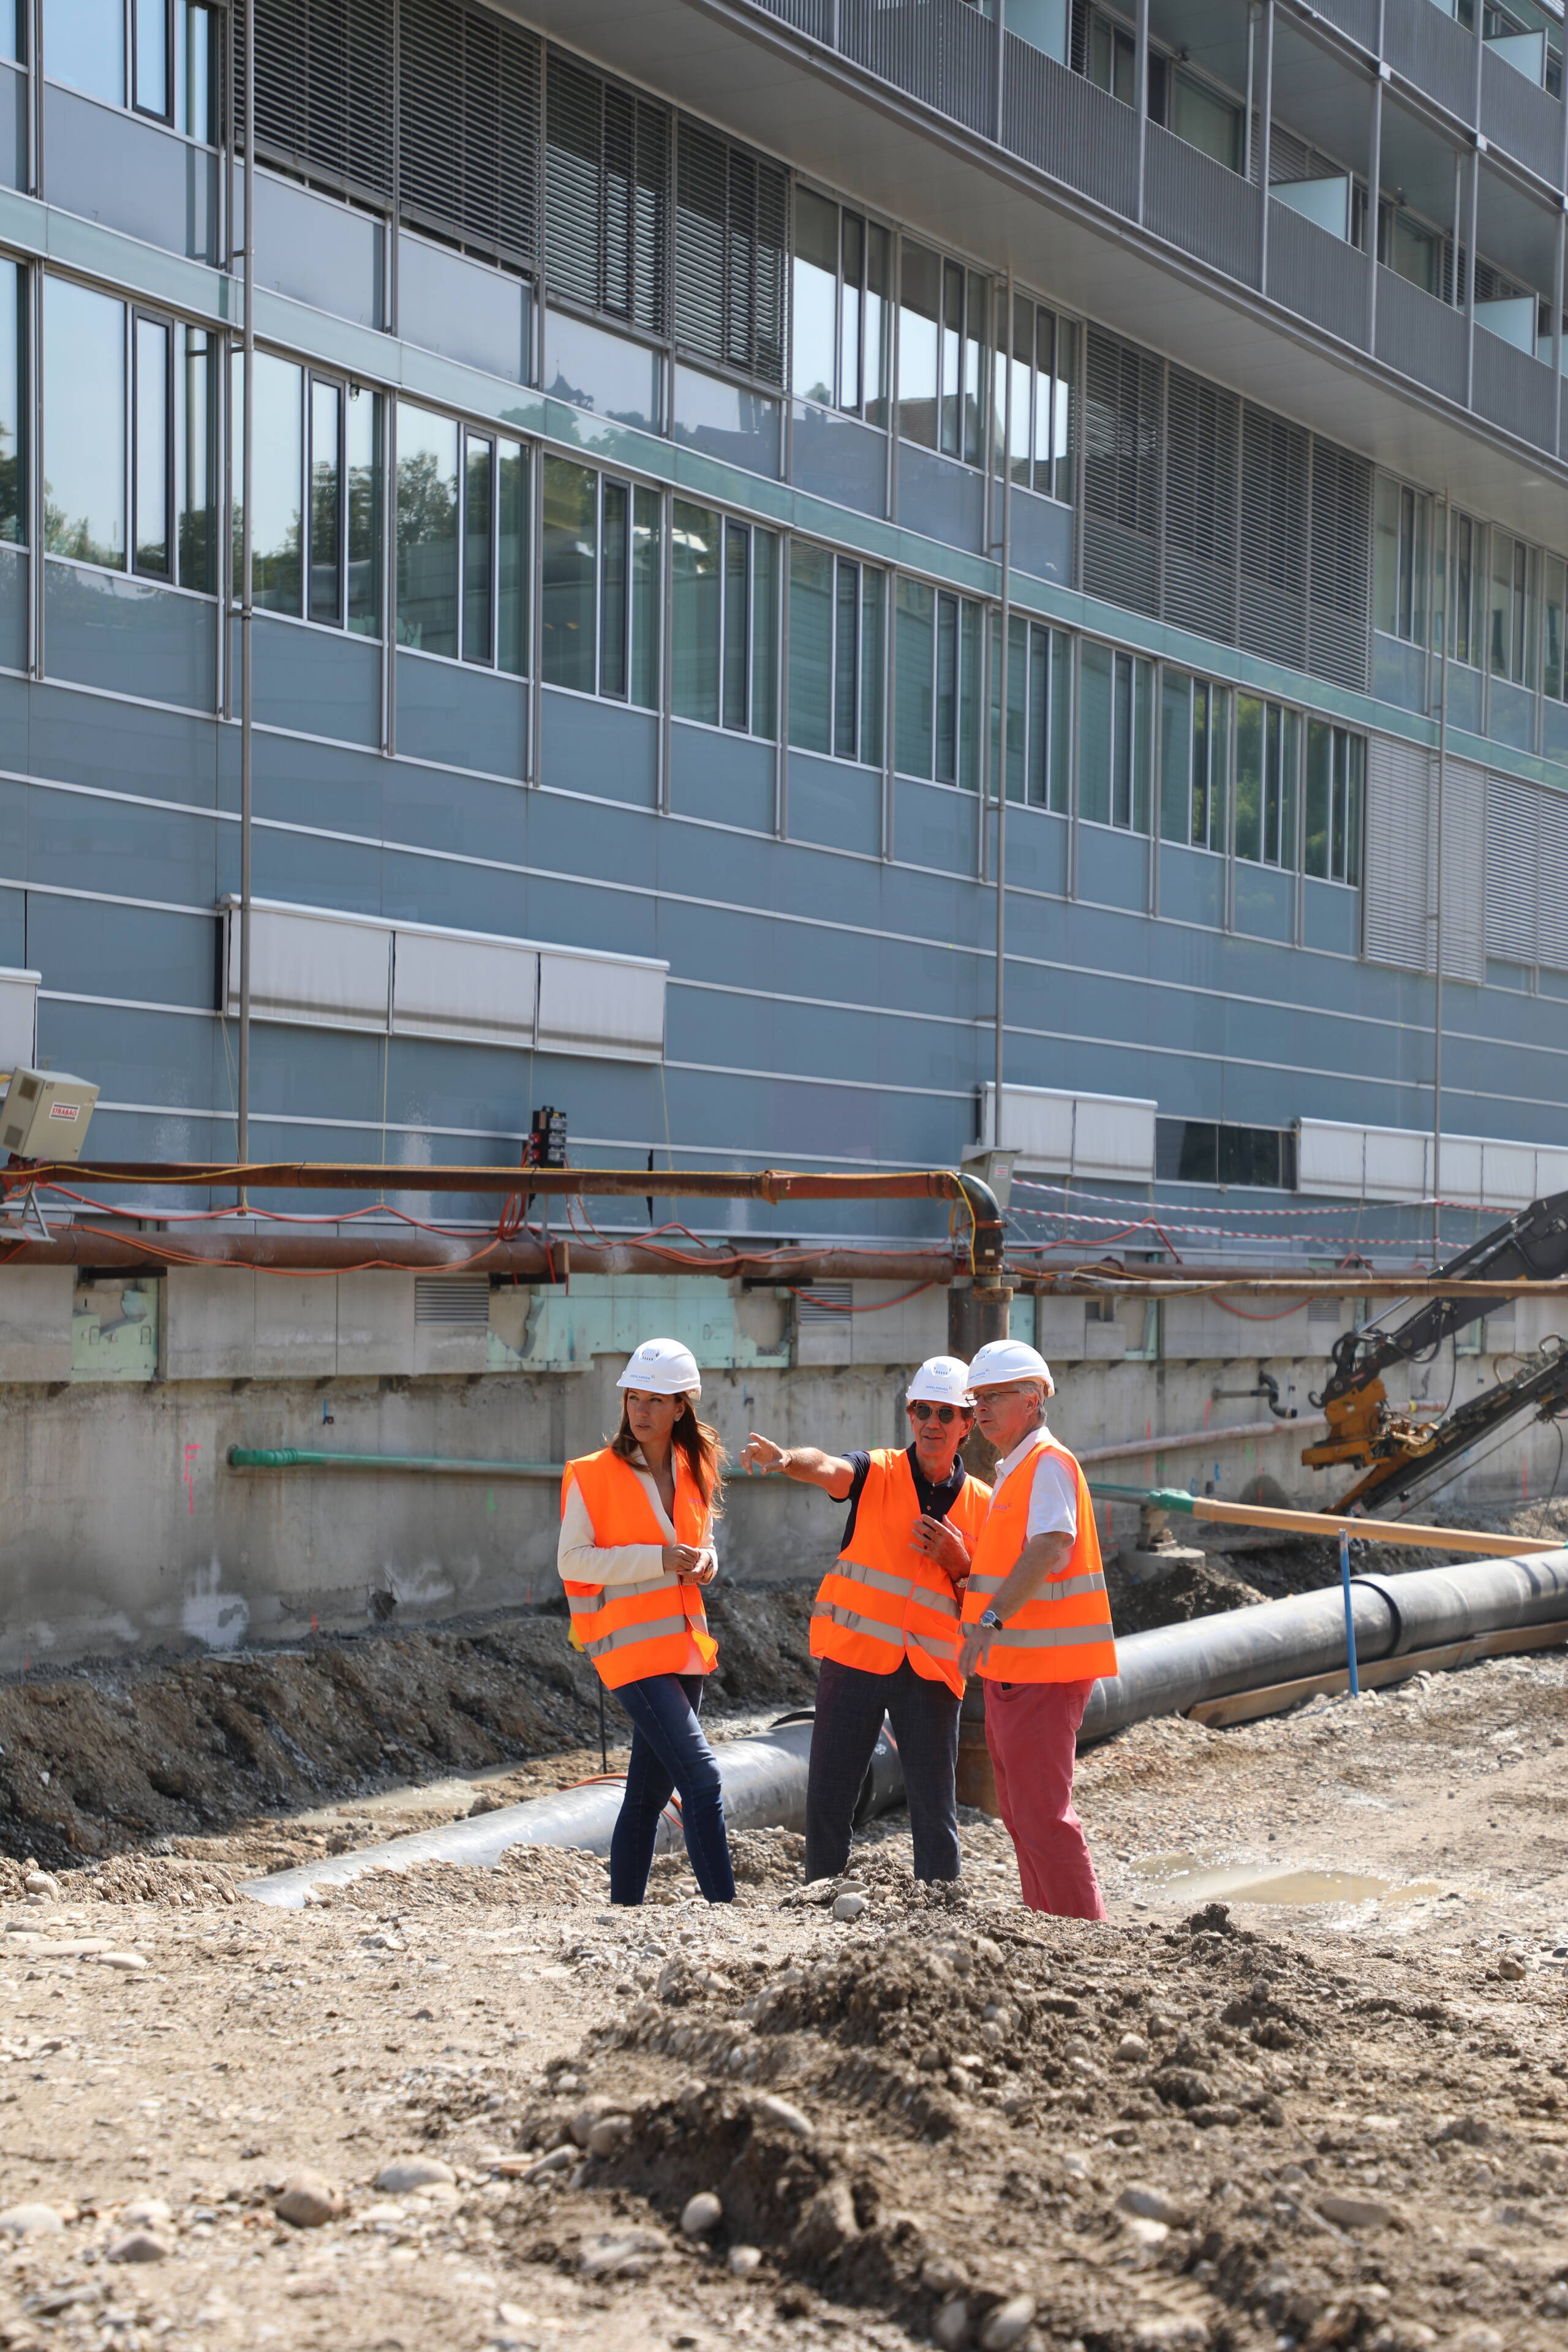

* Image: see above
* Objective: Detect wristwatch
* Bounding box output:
[978,1608,1004,1632]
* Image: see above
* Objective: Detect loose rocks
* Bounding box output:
[373,2156,455,2194]
[833,1891,868,1922]
[679,2191,723,2237]
[750,2094,813,2138]
[0,2204,63,2237]
[979,2299,1036,2352]
[274,2172,344,2229]
[107,2231,170,2263]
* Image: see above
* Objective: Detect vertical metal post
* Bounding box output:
[26,0,42,196]
[775,529,790,839]
[1464,147,1479,409]
[1366,69,1384,351]
[995,271,1014,1136]
[383,393,398,760]
[1338,1529,1360,1697]
[658,484,674,815]
[1432,488,1450,1265]
[26,253,41,685]
[1258,0,1274,290]
[237,0,255,1170]
[993,0,1004,145]
[886,230,901,525]
[1243,4,1255,186]
[1553,207,1565,459]
[1148,658,1162,917]
[1134,0,1149,225]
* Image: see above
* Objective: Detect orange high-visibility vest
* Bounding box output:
[811,1448,992,1697]
[961,1433,1117,1684]
[560,1447,718,1692]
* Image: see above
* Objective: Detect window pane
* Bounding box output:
[176,325,213,592]
[630,483,659,709]
[861,567,884,769]
[132,315,168,575]
[1008,293,1031,489]
[1170,68,1241,170]
[789,541,832,755]
[1032,306,1054,492]
[0,260,21,546]
[461,433,494,666]
[1234,692,1263,861]
[1454,513,1476,666]
[864,224,889,429]
[672,499,720,725]
[309,377,342,626]
[235,350,302,614]
[1133,656,1152,831]
[963,269,986,467]
[834,557,859,760]
[958,599,981,790]
[1280,707,1300,870]
[599,477,628,699]
[396,401,458,655]
[1373,475,1400,638]
[1049,628,1071,810]
[1490,529,1512,678]
[1003,612,1027,801]
[43,277,125,568]
[791,188,837,407]
[176,0,211,140]
[1177,1121,1219,1185]
[895,575,933,778]
[1305,717,1330,879]
[1026,621,1049,805]
[935,592,957,782]
[133,0,166,115]
[752,528,777,739]
[541,454,596,691]
[346,386,380,638]
[1078,639,1112,823]
[1517,543,1537,689]
[1343,733,1363,887]
[722,519,749,731]
[1209,685,1230,847]
[1159,669,1191,842]
[44,0,124,104]
[1262,703,1281,862]
[839,211,864,413]
[1545,554,1564,703]
[898,242,940,448]
[1052,318,1076,503]
[940,262,963,459]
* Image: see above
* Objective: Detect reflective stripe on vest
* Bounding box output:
[559,1447,718,1692]
[810,1449,992,1696]
[961,1434,1117,1686]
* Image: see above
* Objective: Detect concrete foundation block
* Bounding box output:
[0,1265,72,1381]
[336,1272,415,1374]
[253,1276,338,1379]
[164,1268,257,1380]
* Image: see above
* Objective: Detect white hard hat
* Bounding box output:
[967,1338,1054,1392]
[906,1355,974,1406]
[617,1336,701,1400]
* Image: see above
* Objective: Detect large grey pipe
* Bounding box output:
[244,1713,903,1910]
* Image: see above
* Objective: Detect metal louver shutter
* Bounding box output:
[1363,737,1431,970]
[1307,437,1371,692]
[546,57,669,336]
[242,0,394,198]
[1485,771,1539,964]
[1539,788,1568,973]
[674,123,788,386]
[1163,365,1238,643]
[1438,757,1486,984]
[399,0,540,262]
[1238,404,1308,666]
[1081,326,1162,619]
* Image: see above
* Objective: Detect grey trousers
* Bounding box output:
[805,1654,962,1883]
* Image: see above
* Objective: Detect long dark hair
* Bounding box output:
[611,1395,726,1514]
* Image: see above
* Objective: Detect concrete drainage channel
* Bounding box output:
[243,1545,1568,1910]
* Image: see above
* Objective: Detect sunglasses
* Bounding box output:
[908,1402,970,1424]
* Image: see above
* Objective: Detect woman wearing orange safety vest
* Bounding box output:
[557,1337,734,1906]
[740,1357,991,1884]
[957,1339,1117,1920]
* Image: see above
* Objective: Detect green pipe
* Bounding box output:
[1087,1482,1197,1511]
[227,1447,566,1479]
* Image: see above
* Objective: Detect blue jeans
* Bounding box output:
[609,1672,735,1905]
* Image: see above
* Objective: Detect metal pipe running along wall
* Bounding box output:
[241,1548,1568,1909]
[0,1232,961,1283]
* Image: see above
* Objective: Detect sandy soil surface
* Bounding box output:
[2,1645,1567,2352]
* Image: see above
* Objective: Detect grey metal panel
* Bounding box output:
[1487,769,1540,962]
[395,654,527,777]
[1488,674,1536,753]
[1265,202,1368,348]
[786,750,881,854]
[1145,123,1259,288]
[752,0,834,32]
[669,721,775,831]
[898,440,985,552]
[0,548,24,673]
[1472,330,1556,451]
[1439,756,1487,984]
[230,821,383,921]
[1233,862,1293,943]
[840,0,995,138]
[1374,268,1468,407]
[26,894,217,1008]
[251,171,383,330]
[0,885,23,965]
[1313,0,1377,44]
[790,402,888,518]
[38,997,216,1110]
[892,775,978,870]
[239,723,383,841]
[1003,806,1068,896]
[1373,630,1427,714]
[0,62,23,191]
[1303,877,1359,956]
[44,564,217,714]
[28,682,219,806]
[1003,34,1137,215]
[1545,699,1568,766]
[1479,45,1562,186]
[1158,842,1224,929]
[233,616,382,748]
[1076,824,1148,913]
[403,235,528,382]
[540,687,658,805]
[1364,734,1431,970]
[43,86,218,263]
[1383,0,1476,121]
[1008,486,1071,586]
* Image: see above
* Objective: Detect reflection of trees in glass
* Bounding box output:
[43,493,122,568]
[345,399,380,636]
[396,437,459,656]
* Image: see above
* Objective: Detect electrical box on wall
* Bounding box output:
[0,1069,100,1162]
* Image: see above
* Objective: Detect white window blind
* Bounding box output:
[1487,773,1568,973]
[0,969,40,1073]
[221,900,666,1060]
[1363,741,1485,981]
[1301,1116,1567,1207]
[980,1081,1156,1181]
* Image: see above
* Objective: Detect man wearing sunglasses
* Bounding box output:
[739,1357,991,1885]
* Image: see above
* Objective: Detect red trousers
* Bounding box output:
[984,1676,1106,1920]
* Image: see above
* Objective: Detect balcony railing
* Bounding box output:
[1003,33,1136,215]
[1146,119,1261,288]
[1267,202,1368,347]
[1480,43,1564,186]
[1474,321,1559,446]
[1374,265,1468,406]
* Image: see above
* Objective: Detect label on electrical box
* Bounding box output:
[48,1102,80,1120]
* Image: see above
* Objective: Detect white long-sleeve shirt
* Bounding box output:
[556,1447,715,1676]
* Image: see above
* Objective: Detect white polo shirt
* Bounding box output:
[991,1423,1078,1540]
